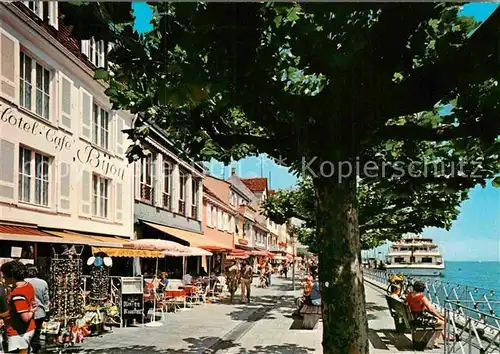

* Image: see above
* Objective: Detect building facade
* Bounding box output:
[202,176,236,250]
[132,122,205,239]
[0,3,134,241]
[227,169,258,251]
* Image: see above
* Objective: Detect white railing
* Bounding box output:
[363,268,500,353]
[444,300,500,354]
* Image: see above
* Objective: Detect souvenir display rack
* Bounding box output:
[44,250,87,353]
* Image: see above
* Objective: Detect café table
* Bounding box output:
[178,285,196,295]
[165,289,188,310]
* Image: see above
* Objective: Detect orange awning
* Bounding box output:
[0,225,61,243]
[142,221,231,250]
[43,230,127,248]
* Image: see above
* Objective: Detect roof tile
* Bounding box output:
[241,178,268,192]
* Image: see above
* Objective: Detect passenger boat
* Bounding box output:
[385,235,444,277]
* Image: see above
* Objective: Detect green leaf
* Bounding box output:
[274,15,282,28]
[94,68,109,80]
[492,176,500,188]
[286,6,300,22]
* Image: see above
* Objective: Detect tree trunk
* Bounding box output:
[315,174,369,354]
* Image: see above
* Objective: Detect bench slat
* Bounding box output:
[300,304,321,315]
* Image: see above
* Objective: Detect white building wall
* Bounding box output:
[0,6,134,238]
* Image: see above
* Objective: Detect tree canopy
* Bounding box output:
[60,3,500,353]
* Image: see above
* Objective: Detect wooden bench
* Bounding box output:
[385,295,435,351]
[300,304,322,329]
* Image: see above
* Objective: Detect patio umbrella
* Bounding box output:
[129,239,189,252]
[129,239,188,327]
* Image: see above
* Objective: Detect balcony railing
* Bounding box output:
[140,183,153,203]
[162,192,171,210]
[178,200,185,215]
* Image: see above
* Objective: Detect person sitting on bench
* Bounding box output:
[293,268,320,316]
[407,281,456,349]
[309,269,321,306]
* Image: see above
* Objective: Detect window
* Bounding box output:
[139,155,154,203]
[20,52,51,120]
[217,211,223,231]
[222,213,227,231]
[211,206,217,228]
[24,1,43,18]
[82,37,106,68]
[92,174,109,218]
[92,104,109,149]
[191,179,198,218]
[178,171,187,215]
[230,191,237,206]
[18,147,50,206]
[162,161,172,210]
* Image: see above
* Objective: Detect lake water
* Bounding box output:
[442,261,499,291]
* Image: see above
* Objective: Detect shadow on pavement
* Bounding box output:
[226,343,317,353]
[365,301,388,312]
[80,345,169,353]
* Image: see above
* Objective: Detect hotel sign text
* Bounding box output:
[0,103,125,180]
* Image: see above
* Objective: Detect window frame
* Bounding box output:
[24,1,43,19]
[92,174,110,218]
[19,52,52,120]
[211,206,217,228]
[92,103,110,150]
[191,178,198,218]
[138,155,154,204]
[82,37,106,68]
[162,160,172,210]
[178,170,187,215]
[18,146,51,207]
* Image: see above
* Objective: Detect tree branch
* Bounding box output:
[380,121,486,141]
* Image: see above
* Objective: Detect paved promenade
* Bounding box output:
[77,276,317,353]
[75,276,452,353]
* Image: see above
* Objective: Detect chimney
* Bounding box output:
[231,167,236,176]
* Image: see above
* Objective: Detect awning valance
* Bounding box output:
[0,225,61,243]
[142,221,231,250]
[0,225,128,247]
[43,230,127,248]
[92,247,163,258]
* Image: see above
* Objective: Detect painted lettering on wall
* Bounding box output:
[0,102,125,180]
[1,105,73,152]
[76,146,125,180]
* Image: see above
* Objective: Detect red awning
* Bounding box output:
[0,225,62,243]
[200,245,232,252]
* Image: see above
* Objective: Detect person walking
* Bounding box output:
[266,262,272,286]
[1,261,36,354]
[240,260,253,304]
[226,261,240,304]
[25,265,49,354]
[0,276,10,353]
[283,262,288,279]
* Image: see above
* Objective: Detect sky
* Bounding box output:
[132,3,499,262]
